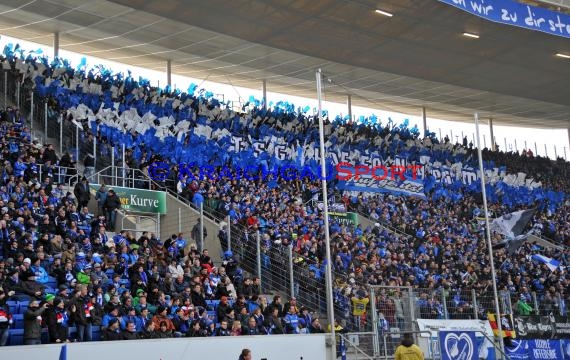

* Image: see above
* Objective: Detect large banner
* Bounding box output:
[416,319,496,360]
[514,315,570,340]
[337,177,425,197]
[90,184,167,214]
[329,212,359,226]
[439,331,478,360]
[505,339,566,360]
[228,135,542,190]
[437,0,570,39]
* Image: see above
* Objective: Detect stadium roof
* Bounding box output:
[0,0,569,129]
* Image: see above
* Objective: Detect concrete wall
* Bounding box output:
[0,334,329,360]
[161,194,223,261]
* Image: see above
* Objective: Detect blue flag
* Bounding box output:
[59,344,67,360]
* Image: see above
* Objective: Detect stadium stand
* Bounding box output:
[0,45,567,349]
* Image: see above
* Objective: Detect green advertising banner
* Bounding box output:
[90,184,167,214]
[329,212,359,226]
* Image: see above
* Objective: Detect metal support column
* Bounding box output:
[53,32,60,59]
[122,144,126,187]
[3,74,6,108]
[256,231,262,292]
[44,101,48,137]
[227,215,232,252]
[16,81,20,109]
[59,114,63,154]
[30,92,34,131]
[347,94,352,122]
[93,134,97,172]
[421,107,427,137]
[199,202,204,253]
[75,126,79,164]
[288,245,294,298]
[472,289,479,319]
[262,79,267,108]
[489,118,496,151]
[316,68,336,358]
[370,287,380,356]
[475,113,504,358]
[441,288,449,319]
[166,60,172,87]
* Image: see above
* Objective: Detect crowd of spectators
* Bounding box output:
[0,113,330,344]
[0,47,568,347]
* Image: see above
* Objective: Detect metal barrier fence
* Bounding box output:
[68,165,154,189]
[341,332,377,360]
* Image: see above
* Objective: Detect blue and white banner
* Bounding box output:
[1,44,565,209]
[438,0,570,38]
[506,339,531,360]
[529,254,561,272]
[439,331,478,360]
[505,339,565,360]
[338,177,425,197]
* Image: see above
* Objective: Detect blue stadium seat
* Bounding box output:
[91,325,101,341]
[12,314,23,329]
[6,301,18,315]
[207,311,217,324]
[119,279,131,289]
[45,287,56,295]
[45,279,57,290]
[8,329,24,346]
[18,301,29,314]
[206,300,220,310]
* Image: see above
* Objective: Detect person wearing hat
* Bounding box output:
[45,297,70,343]
[102,318,122,341]
[74,176,91,210]
[3,267,42,301]
[19,258,35,282]
[76,264,92,285]
[23,299,49,345]
[95,184,108,218]
[58,284,70,299]
[151,305,175,334]
[351,289,369,332]
[102,305,120,329]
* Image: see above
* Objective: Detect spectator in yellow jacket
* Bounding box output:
[395,333,424,360]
